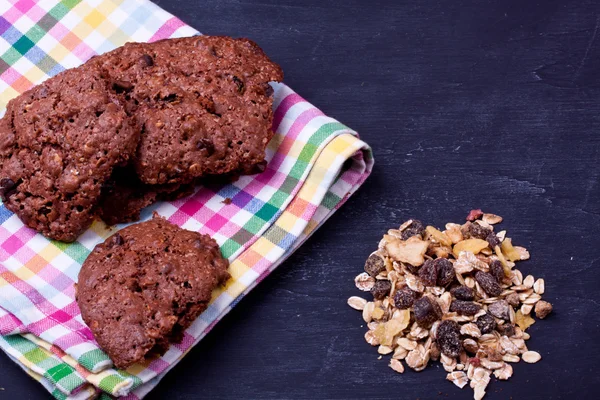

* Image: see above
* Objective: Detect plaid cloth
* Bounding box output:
[0,0,373,398]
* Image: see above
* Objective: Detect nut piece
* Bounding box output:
[522,351,542,363]
[347,296,367,310]
[355,272,375,291]
[488,300,511,320]
[389,359,405,373]
[534,300,553,319]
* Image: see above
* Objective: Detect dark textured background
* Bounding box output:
[2,0,600,398]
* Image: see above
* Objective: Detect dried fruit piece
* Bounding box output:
[371,280,391,300]
[466,222,491,240]
[436,320,462,358]
[522,351,541,363]
[347,296,367,310]
[474,271,502,297]
[418,259,437,286]
[466,209,484,221]
[500,238,521,262]
[435,258,455,287]
[486,232,501,249]
[425,226,452,246]
[450,300,482,316]
[476,313,497,334]
[496,323,516,337]
[453,239,489,257]
[534,300,552,319]
[372,307,385,320]
[451,286,475,301]
[489,260,505,283]
[488,300,511,320]
[413,296,442,328]
[463,338,479,354]
[393,287,419,309]
[400,219,425,240]
[515,310,535,331]
[364,253,386,277]
[385,236,429,266]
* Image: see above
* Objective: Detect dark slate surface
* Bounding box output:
[2,0,599,398]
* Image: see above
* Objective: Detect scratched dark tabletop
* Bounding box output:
[2,0,600,399]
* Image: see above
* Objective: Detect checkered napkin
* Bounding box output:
[0,0,373,398]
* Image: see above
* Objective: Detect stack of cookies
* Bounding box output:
[0,36,283,242]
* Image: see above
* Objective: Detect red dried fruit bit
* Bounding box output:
[436,320,462,358]
[393,287,419,309]
[466,209,484,221]
[476,313,497,334]
[496,323,516,337]
[371,280,392,300]
[451,286,475,301]
[414,296,442,328]
[470,357,481,367]
[418,259,438,286]
[474,271,502,297]
[364,254,385,277]
[488,300,511,320]
[401,219,425,240]
[435,258,455,287]
[489,260,505,283]
[449,300,482,316]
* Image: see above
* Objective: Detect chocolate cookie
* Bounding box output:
[90,36,283,185]
[97,167,195,225]
[76,217,229,369]
[0,65,138,242]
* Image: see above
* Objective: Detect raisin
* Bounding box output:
[371,280,392,300]
[486,232,501,248]
[393,287,419,309]
[418,259,437,286]
[474,271,502,297]
[449,300,482,316]
[413,296,442,328]
[451,286,475,301]
[112,80,133,93]
[110,233,124,246]
[232,76,245,94]
[364,253,386,277]
[476,313,497,334]
[489,260,504,283]
[196,138,215,156]
[496,323,515,337]
[466,209,483,221]
[0,177,16,201]
[404,263,421,274]
[435,258,455,287]
[401,219,425,240]
[488,300,510,320]
[140,54,154,67]
[436,320,462,358]
[467,222,491,240]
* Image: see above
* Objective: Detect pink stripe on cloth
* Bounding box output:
[268,108,323,171]
[0,310,26,335]
[272,93,306,132]
[149,17,186,42]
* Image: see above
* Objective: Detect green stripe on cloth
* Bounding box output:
[77,349,110,372]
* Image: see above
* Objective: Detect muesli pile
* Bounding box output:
[348,210,552,399]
